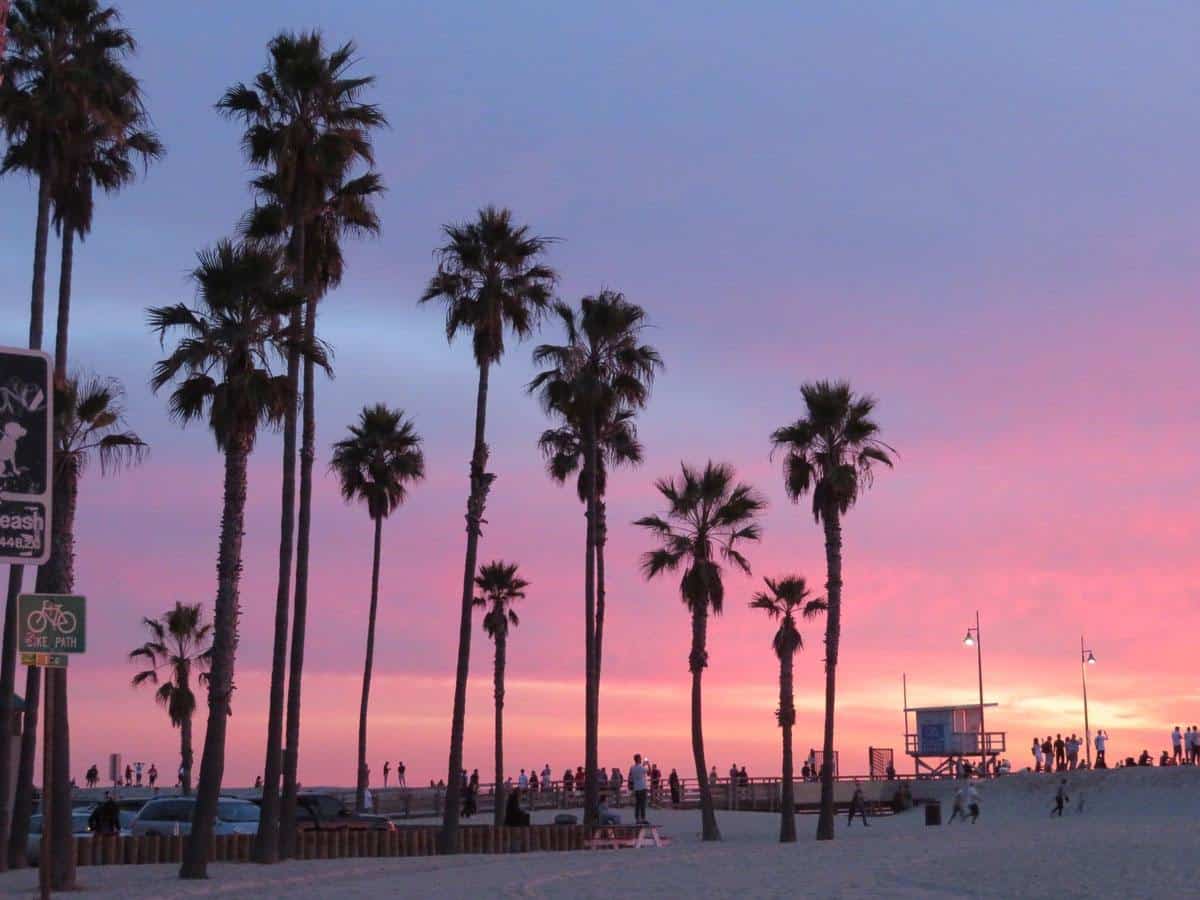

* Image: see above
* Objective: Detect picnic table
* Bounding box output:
[583,823,671,850]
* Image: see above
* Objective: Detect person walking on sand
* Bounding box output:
[1051,779,1069,817]
[966,784,981,823]
[847,783,869,827]
[629,753,649,824]
[947,786,967,824]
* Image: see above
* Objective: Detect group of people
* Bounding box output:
[496,754,657,826]
[83,761,159,790]
[380,760,408,788]
[1167,726,1200,765]
[1031,732,1100,772]
[707,763,752,786]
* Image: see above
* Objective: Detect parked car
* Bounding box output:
[27,812,95,865]
[286,793,394,832]
[131,797,260,837]
[115,798,148,831]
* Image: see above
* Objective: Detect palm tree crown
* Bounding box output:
[129,602,212,728]
[636,461,766,616]
[147,240,307,449]
[473,561,528,640]
[330,404,425,521]
[421,205,557,366]
[749,577,826,669]
[769,380,894,520]
[54,374,146,474]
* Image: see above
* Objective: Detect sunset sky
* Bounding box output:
[2,1,1198,786]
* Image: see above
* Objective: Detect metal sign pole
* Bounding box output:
[39,666,52,900]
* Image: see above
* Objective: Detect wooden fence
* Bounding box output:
[71,824,591,867]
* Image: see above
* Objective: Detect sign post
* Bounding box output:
[19,595,83,899]
[0,346,53,564]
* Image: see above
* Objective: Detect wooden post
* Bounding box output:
[38,668,52,899]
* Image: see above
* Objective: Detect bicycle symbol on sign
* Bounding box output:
[26,598,77,635]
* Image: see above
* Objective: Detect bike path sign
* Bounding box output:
[0,346,53,564]
[18,593,85,654]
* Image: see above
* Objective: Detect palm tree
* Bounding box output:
[770,380,893,841]
[51,90,162,373]
[7,374,146,876]
[217,30,385,862]
[420,205,556,851]
[148,239,303,879]
[635,461,765,841]
[129,603,213,795]
[330,404,424,814]
[749,576,825,843]
[472,561,528,827]
[528,291,661,824]
[0,2,143,868]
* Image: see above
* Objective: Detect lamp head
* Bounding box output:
[963,631,975,647]
[1086,651,1096,665]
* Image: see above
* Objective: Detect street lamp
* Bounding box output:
[962,611,986,763]
[1081,637,1097,766]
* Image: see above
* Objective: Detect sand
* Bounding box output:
[2,767,1197,898]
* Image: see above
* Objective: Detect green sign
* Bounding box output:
[18,594,85,654]
[20,652,67,668]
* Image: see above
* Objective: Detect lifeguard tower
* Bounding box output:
[904,702,1005,776]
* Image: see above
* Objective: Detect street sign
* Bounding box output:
[0,346,52,564]
[20,652,68,668]
[18,593,85,654]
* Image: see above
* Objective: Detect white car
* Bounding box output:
[131,797,260,837]
[27,812,94,865]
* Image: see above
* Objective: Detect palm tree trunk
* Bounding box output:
[690,603,720,841]
[492,629,506,828]
[180,711,193,796]
[815,505,843,841]
[255,238,304,864]
[54,225,74,378]
[36,453,77,889]
[279,293,318,859]
[181,436,250,879]
[7,665,38,867]
[440,360,493,853]
[29,170,51,350]
[779,649,796,843]
[582,418,599,827]
[593,500,607,797]
[354,516,383,814]
[0,567,22,872]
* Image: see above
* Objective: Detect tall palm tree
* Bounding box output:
[148,239,303,879]
[0,1,142,868]
[129,603,213,796]
[51,91,162,373]
[217,30,385,862]
[770,380,893,841]
[528,291,661,825]
[636,461,765,841]
[472,561,528,827]
[7,374,145,876]
[749,576,825,843]
[330,404,424,814]
[420,205,556,851]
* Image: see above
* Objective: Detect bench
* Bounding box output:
[583,824,671,850]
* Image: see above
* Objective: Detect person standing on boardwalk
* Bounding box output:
[383,761,391,788]
[148,764,158,790]
[629,754,649,824]
[669,768,681,806]
[397,761,407,787]
[1094,730,1107,767]
[1054,735,1066,770]
[1051,780,1069,817]
[847,783,869,827]
[1041,737,1053,772]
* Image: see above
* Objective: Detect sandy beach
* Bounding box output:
[2,767,1196,898]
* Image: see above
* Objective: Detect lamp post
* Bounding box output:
[1080,637,1097,766]
[962,610,986,764]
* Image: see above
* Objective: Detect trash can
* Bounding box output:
[924,800,941,826]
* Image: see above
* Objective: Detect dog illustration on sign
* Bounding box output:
[0,420,28,483]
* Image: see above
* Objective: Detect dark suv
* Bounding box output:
[269,794,393,832]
